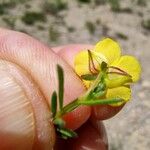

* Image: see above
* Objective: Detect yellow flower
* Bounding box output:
[74,38,141,106]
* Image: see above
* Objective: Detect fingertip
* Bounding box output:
[91,104,124,120]
[66,121,108,150]
[63,106,91,130]
[53,44,93,68]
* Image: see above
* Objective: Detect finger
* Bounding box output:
[52,44,124,120]
[0,59,54,150]
[68,121,108,150]
[54,121,108,150]
[0,28,90,149]
[53,44,93,68]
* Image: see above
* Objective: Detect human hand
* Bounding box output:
[0,28,123,150]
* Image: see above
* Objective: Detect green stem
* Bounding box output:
[55,97,123,119]
[78,98,124,105]
[55,99,80,118]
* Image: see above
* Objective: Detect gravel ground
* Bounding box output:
[0,0,149,149]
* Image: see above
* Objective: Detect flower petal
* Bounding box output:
[106,86,131,106]
[111,55,141,82]
[74,50,99,88]
[74,50,90,76]
[94,38,121,64]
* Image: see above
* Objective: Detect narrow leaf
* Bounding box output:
[81,74,97,81]
[57,65,64,110]
[51,91,57,117]
[57,128,78,139]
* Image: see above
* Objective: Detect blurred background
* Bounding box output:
[0,0,149,149]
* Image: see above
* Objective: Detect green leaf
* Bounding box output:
[51,91,57,117]
[57,64,64,110]
[93,83,106,93]
[81,74,97,81]
[57,128,78,139]
[101,61,108,71]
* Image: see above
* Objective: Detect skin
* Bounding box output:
[0,28,124,149]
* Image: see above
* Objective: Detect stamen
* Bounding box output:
[88,50,99,74]
[108,71,130,76]
[109,66,131,77]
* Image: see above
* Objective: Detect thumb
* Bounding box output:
[0,28,90,149]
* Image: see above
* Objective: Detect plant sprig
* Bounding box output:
[51,65,77,139]
[51,62,124,139]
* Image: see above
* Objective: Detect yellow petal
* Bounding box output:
[106,86,131,106]
[106,75,132,88]
[90,51,108,64]
[83,80,91,88]
[111,55,141,82]
[94,38,121,64]
[74,50,90,76]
